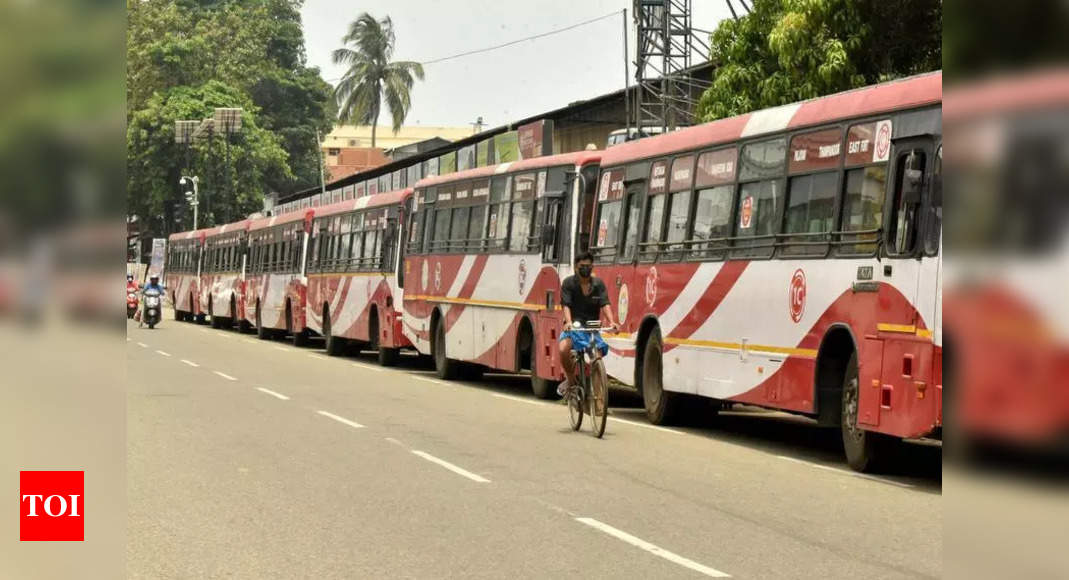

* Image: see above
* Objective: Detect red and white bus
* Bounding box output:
[587,72,942,470]
[403,151,602,397]
[244,208,313,343]
[305,188,413,364]
[166,229,205,322]
[198,220,250,330]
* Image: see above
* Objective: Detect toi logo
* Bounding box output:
[20,471,84,541]
[789,269,807,323]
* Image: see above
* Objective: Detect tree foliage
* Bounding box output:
[332,14,424,147]
[696,0,941,122]
[127,0,333,233]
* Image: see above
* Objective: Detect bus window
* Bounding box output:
[432,207,451,253]
[467,204,487,252]
[595,200,623,253]
[640,194,666,261]
[691,184,733,259]
[509,200,535,252]
[888,150,926,255]
[450,206,470,252]
[782,171,837,256]
[664,189,691,256]
[620,187,643,262]
[733,179,784,257]
[840,165,887,254]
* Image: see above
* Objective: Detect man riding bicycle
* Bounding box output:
[558,251,619,397]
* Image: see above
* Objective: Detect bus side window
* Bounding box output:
[888,149,927,255]
[620,184,644,262]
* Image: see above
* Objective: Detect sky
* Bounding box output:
[300,0,730,130]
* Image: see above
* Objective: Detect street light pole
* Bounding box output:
[181,175,200,230]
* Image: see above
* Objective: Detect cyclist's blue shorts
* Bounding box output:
[560,329,609,357]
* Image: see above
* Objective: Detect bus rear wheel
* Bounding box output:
[323,308,345,356]
[841,351,888,472]
[255,304,271,340]
[370,311,399,366]
[529,333,559,399]
[433,319,459,380]
[642,329,679,425]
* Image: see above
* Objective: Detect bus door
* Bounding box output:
[861,136,936,428]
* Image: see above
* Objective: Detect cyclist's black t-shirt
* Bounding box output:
[561,275,608,324]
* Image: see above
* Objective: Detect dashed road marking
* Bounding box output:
[213,371,238,381]
[352,362,383,372]
[410,450,490,483]
[155,350,172,357]
[180,359,199,367]
[136,342,148,348]
[255,387,290,401]
[414,376,448,386]
[316,410,364,429]
[575,517,730,578]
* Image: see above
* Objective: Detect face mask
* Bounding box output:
[577,265,593,278]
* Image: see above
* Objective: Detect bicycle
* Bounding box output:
[565,321,611,438]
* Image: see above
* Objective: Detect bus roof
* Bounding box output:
[313,188,412,219]
[248,207,312,232]
[600,70,942,168]
[201,219,250,239]
[944,68,1069,120]
[413,150,602,189]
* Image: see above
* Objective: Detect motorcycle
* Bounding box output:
[126,287,139,319]
[142,288,162,329]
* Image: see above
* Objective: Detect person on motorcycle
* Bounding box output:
[126,273,139,293]
[557,251,619,397]
[142,275,163,295]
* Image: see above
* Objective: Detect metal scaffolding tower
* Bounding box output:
[632,0,711,132]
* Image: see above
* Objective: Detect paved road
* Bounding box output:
[127,314,941,579]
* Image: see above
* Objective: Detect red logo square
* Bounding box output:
[19,471,84,541]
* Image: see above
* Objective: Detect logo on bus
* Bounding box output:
[434,262,442,292]
[645,266,658,306]
[874,120,892,162]
[789,269,806,323]
[518,259,528,295]
[740,196,754,229]
[618,283,630,324]
[421,261,429,291]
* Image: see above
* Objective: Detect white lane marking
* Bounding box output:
[414,376,448,386]
[492,393,549,407]
[352,362,384,372]
[575,517,731,578]
[612,417,683,435]
[384,437,405,446]
[155,350,172,357]
[216,333,231,339]
[274,346,289,352]
[308,353,325,361]
[136,342,148,348]
[776,456,914,488]
[316,410,364,429]
[126,337,131,342]
[410,450,490,483]
[213,371,238,381]
[256,387,290,401]
[180,359,200,367]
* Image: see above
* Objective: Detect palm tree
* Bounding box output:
[332,14,425,148]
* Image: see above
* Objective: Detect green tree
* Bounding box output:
[332,14,424,147]
[127,81,290,232]
[127,0,333,233]
[696,0,941,121]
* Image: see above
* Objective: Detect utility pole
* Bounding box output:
[316,128,326,194]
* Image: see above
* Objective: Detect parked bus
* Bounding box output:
[166,229,205,322]
[245,208,313,343]
[943,70,1069,454]
[404,151,602,397]
[305,188,413,364]
[199,219,250,330]
[586,72,942,470]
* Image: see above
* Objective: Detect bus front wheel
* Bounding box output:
[841,351,889,472]
[433,319,459,380]
[642,329,679,425]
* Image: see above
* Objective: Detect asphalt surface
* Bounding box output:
[127,312,941,579]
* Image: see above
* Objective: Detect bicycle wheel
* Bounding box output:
[568,363,584,431]
[589,359,608,438]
